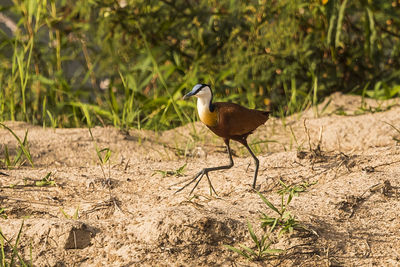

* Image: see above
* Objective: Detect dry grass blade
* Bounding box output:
[383,121,400,143]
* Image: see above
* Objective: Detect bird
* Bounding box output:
[176,84,269,194]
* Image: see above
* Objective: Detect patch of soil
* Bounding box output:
[1,93,400,266]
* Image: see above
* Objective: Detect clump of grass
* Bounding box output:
[383,121,400,144]
[153,163,187,177]
[224,221,283,261]
[34,172,56,187]
[259,180,316,236]
[3,173,56,189]
[88,128,123,213]
[0,220,32,267]
[226,180,316,261]
[88,128,111,181]
[258,181,302,237]
[0,123,34,169]
[59,206,79,220]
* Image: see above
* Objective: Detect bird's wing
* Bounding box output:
[214,102,268,136]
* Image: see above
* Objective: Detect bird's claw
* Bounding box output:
[175,169,217,196]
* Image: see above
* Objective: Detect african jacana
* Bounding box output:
[177,84,269,194]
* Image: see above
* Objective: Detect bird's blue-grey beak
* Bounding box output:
[183,90,196,100]
[183,84,205,100]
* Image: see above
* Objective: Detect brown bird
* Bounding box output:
[177,84,269,194]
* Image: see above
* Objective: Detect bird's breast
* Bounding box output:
[198,108,218,127]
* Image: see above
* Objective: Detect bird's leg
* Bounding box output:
[175,139,234,195]
[240,139,260,189]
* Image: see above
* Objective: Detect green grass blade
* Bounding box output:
[42,96,47,128]
[59,207,70,219]
[10,220,26,266]
[383,121,400,134]
[73,206,79,220]
[224,245,250,259]
[0,123,34,168]
[4,145,11,168]
[256,191,280,215]
[327,14,336,46]
[0,231,5,267]
[80,104,92,128]
[247,222,259,249]
[270,218,279,233]
[335,0,348,48]
[366,7,377,56]
[238,244,258,257]
[263,248,284,255]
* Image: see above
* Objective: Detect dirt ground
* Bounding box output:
[1,92,400,266]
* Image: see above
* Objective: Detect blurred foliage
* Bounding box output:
[0,0,399,130]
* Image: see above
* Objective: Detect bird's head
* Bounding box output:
[183,84,212,100]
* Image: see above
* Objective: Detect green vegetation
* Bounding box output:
[89,128,112,180]
[34,172,56,187]
[258,180,314,237]
[383,121,400,144]
[0,221,32,267]
[0,208,7,220]
[225,180,315,261]
[0,123,34,169]
[224,221,283,261]
[0,1,399,130]
[59,206,79,220]
[153,163,187,177]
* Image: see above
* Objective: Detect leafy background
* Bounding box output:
[0,0,399,130]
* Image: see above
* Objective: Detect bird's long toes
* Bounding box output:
[200,168,208,175]
[174,177,198,194]
[205,173,218,196]
[198,169,205,176]
[188,170,209,195]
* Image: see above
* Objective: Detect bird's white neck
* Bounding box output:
[196,90,217,126]
[197,96,212,116]
[195,86,213,114]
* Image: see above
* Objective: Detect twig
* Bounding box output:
[303,119,312,151]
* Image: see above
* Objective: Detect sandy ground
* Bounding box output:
[1,92,400,266]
